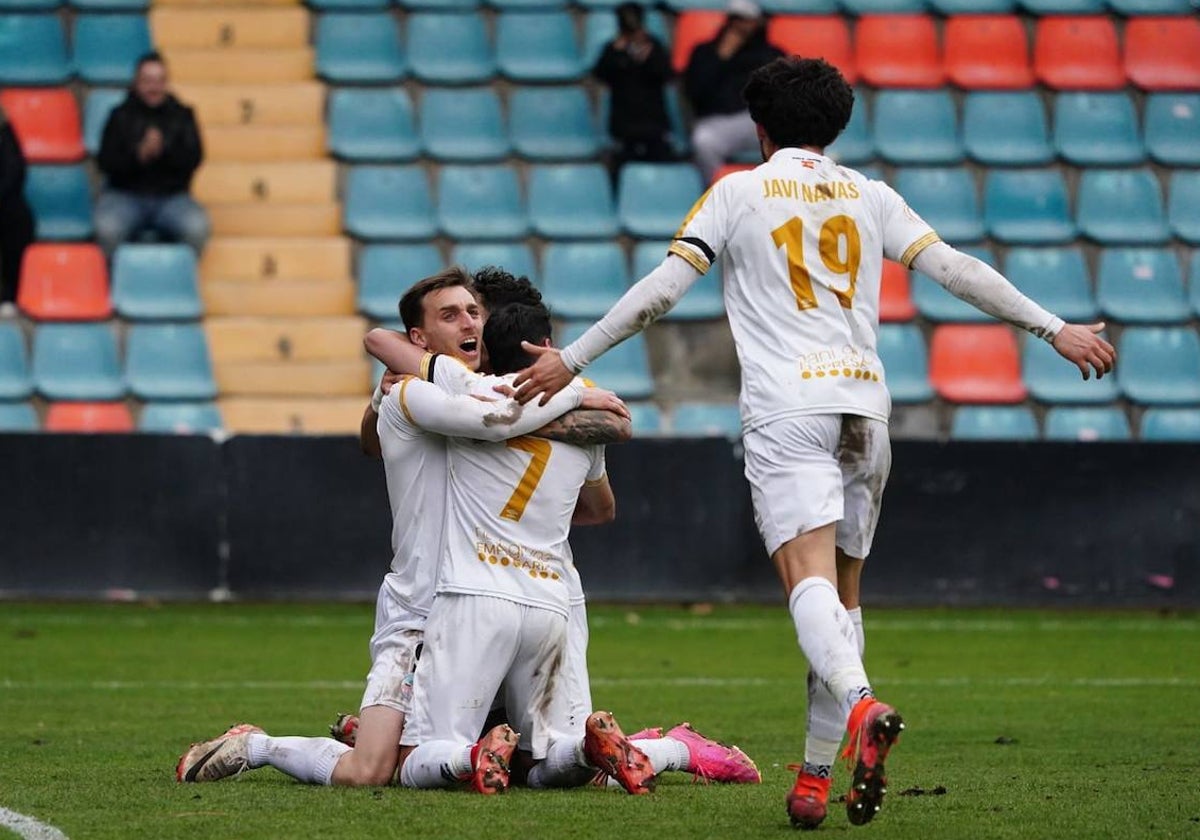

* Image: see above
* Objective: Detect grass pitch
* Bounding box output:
[2,603,1198,840]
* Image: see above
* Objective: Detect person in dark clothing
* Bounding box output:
[592,3,674,177]
[683,0,783,181]
[0,105,35,313]
[95,51,209,256]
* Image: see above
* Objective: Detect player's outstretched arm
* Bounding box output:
[493,383,633,445]
[363,328,427,377]
[397,376,584,442]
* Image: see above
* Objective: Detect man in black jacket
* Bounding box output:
[0,104,34,316]
[94,52,209,257]
[683,0,782,181]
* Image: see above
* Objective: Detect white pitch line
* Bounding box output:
[0,807,69,840]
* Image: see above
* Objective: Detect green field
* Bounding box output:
[2,603,1199,840]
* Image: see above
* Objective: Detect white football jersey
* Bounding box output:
[669,147,939,430]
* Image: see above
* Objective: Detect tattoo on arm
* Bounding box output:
[535,410,631,446]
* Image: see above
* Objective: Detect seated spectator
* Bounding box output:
[683,0,782,181]
[0,104,34,317]
[95,52,209,257]
[593,3,674,177]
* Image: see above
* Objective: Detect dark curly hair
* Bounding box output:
[472,265,544,313]
[743,56,854,151]
[483,303,553,375]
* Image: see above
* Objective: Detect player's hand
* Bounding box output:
[512,342,574,406]
[580,387,631,420]
[1052,322,1116,381]
[379,369,404,395]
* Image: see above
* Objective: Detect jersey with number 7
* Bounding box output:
[668,149,939,432]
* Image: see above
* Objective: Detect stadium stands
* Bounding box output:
[0,13,70,85]
[944,15,1033,90]
[1034,16,1124,90]
[1053,92,1144,165]
[529,164,618,239]
[855,15,944,89]
[540,242,628,319]
[962,92,1053,166]
[437,164,528,240]
[18,244,110,320]
[950,406,1038,441]
[111,244,203,321]
[0,322,32,400]
[1145,93,1200,167]
[0,88,84,163]
[327,88,419,161]
[72,14,152,84]
[510,86,601,160]
[984,168,1076,244]
[44,401,134,433]
[1044,406,1132,441]
[873,90,962,165]
[930,325,1027,404]
[32,323,123,401]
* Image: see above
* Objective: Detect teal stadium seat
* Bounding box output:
[1021,0,1104,9]
[1077,169,1169,245]
[0,14,70,84]
[32,323,123,400]
[1144,94,1200,166]
[83,88,123,155]
[1140,408,1200,441]
[1107,0,1194,11]
[1117,327,1200,405]
[1097,248,1189,324]
[582,9,669,66]
[951,406,1039,441]
[1190,252,1200,317]
[1044,407,1131,441]
[618,163,705,239]
[126,324,216,401]
[315,12,406,83]
[826,92,872,166]
[929,0,1015,9]
[437,165,528,240]
[671,401,741,438]
[328,88,418,161]
[0,0,59,9]
[1168,170,1200,244]
[139,402,222,434]
[633,240,723,319]
[419,87,509,162]
[540,242,628,319]
[496,12,583,82]
[558,321,654,399]
[0,322,32,399]
[874,90,962,165]
[626,402,664,436]
[69,0,147,7]
[309,0,388,7]
[1005,247,1098,322]
[24,165,92,241]
[344,165,435,240]
[358,244,442,320]
[840,0,928,11]
[1023,334,1119,404]
[510,87,601,160]
[407,13,494,83]
[912,245,997,323]
[0,401,37,431]
[111,244,202,321]
[894,167,984,244]
[72,14,150,84]
[1054,92,1144,166]
[529,164,618,239]
[401,0,479,11]
[963,92,1053,166]
[488,0,567,11]
[984,168,1076,245]
[452,242,538,284]
[877,323,933,403]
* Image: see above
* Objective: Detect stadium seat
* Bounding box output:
[879,260,915,322]
[437,165,528,240]
[671,11,723,73]
[0,0,58,9]
[44,401,133,433]
[540,242,629,319]
[407,13,494,83]
[1144,93,1200,167]
[930,324,1026,403]
[126,323,216,401]
[309,0,388,7]
[1168,171,1200,244]
[913,245,998,322]
[1117,326,1200,405]
[983,168,1075,245]
[0,322,32,400]
[929,0,1015,10]
[17,244,110,320]
[840,0,926,11]
[315,12,405,83]
[111,244,202,321]
[825,91,872,166]
[1140,408,1200,442]
[1077,169,1168,245]
[1191,252,1200,317]
[1110,0,1194,12]
[344,165,436,241]
[357,244,442,320]
[1044,407,1131,441]
[1054,92,1144,166]
[671,401,741,438]
[23,164,92,240]
[0,88,83,163]
[0,13,70,84]
[874,91,962,165]
[632,240,723,320]
[1034,17,1124,90]
[510,87,600,161]
[1124,17,1200,91]
[139,401,222,434]
[419,87,509,162]
[894,167,984,244]
[1005,247,1098,322]
[944,15,1034,90]
[855,15,944,89]
[72,14,150,84]
[32,323,123,400]
[766,16,855,84]
[627,402,664,436]
[529,164,618,239]
[327,88,419,162]
[877,323,933,404]
[582,9,669,67]
[452,242,538,284]
[1097,248,1189,324]
[496,12,583,82]
[950,406,1039,441]
[618,163,705,239]
[82,88,123,156]
[558,321,654,399]
[0,401,37,431]
[962,92,1053,166]
[1020,0,1104,10]
[1023,333,1119,404]
[70,0,148,8]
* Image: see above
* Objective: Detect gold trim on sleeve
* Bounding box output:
[899,231,942,268]
[419,353,434,381]
[397,375,417,425]
[584,474,608,487]
[668,242,710,274]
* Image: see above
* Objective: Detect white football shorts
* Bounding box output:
[360,583,426,717]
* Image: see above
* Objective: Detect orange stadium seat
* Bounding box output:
[767,16,856,84]
[0,88,84,163]
[930,324,1027,404]
[944,16,1033,90]
[1124,17,1200,91]
[710,163,755,184]
[17,244,111,321]
[855,15,945,89]
[672,11,725,74]
[45,402,135,433]
[1034,17,1125,91]
[879,260,916,322]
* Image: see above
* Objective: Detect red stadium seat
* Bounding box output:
[17,244,112,321]
[710,163,755,184]
[45,402,134,433]
[1124,17,1200,91]
[767,16,856,84]
[930,324,1027,404]
[1034,17,1125,91]
[0,88,84,164]
[855,15,944,89]
[672,11,725,74]
[944,16,1033,90]
[879,260,916,322]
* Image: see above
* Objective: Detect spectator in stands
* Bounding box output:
[94,52,209,257]
[0,104,34,317]
[683,0,782,181]
[592,3,674,178]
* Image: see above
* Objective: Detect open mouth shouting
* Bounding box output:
[458,336,481,363]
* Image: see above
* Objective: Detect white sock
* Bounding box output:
[632,737,690,774]
[527,738,595,789]
[399,741,473,789]
[245,734,350,786]
[789,578,871,718]
[847,606,865,655]
[804,605,867,768]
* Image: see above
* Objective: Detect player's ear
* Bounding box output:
[408,327,428,349]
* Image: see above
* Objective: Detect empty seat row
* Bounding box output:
[0,400,221,434]
[301,0,1199,14]
[950,405,1200,442]
[0,13,151,85]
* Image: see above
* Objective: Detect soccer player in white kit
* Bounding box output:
[511,57,1115,828]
